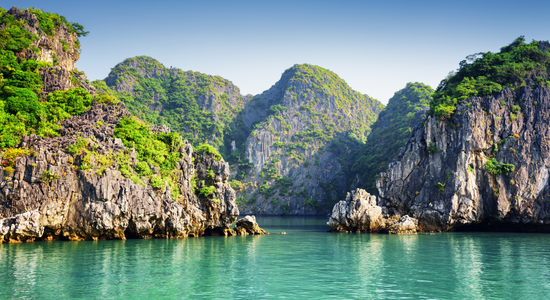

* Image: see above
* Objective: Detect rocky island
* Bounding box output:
[0,6,268,243]
[329,38,550,233]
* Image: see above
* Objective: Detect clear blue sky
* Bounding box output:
[8,0,550,104]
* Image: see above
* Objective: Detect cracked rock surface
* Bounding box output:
[0,103,240,243]
[377,83,550,231]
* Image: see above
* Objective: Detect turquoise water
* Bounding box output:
[1,217,550,299]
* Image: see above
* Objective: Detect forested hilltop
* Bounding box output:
[236,64,383,214]
[93,56,245,157]
[0,6,250,243]
[99,60,392,214]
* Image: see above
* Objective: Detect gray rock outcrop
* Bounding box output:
[386,215,418,234]
[377,83,550,232]
[233,215,269,235]
[327,188,419,234]
[0,102,241,243]
[327,189,384,232]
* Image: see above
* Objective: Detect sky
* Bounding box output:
[7,0,550,105]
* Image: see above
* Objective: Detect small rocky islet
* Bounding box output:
[2,6,550,243]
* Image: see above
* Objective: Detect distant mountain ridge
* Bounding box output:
[94,56,245,155]
[99,60,397,214]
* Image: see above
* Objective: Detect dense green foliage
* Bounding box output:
[0,7,90,148]
[195,143,222,161]
[286,64,382,142]
[114,116,182,171]
[113,116,184,198]
[485,158,515,176]
[94,56,244,155]
[337,83,433,194]
[26,8,88,37]
[430,37,550,119]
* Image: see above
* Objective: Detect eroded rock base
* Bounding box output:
[327,189,419,234]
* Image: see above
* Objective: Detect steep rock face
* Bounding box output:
[377,84,550,231]
[0,7,243,243]
[0,103,240,243]
[236,64,383,215]
[348,82,432,194]
[2,7,95,97]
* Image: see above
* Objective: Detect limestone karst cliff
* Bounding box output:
[101,60,384,215]
[0,7,254,243]
[0,6,94,98]
[377,83,550,231]
[236,64,382,215]
[330,38,550,233]
[0,103,239,242]
[347,82,432,194]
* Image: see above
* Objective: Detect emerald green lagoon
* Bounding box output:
[1,217,550,299]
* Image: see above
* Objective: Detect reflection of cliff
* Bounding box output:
[449,235,484,297]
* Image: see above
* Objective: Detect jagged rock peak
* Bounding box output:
[237,63,383,215]
[1,6,95,96]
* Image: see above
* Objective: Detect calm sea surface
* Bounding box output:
[1,216,550,299]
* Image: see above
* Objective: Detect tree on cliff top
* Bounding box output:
[430,36,550,119]
[0,7,91,148]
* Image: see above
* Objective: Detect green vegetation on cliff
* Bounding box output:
[93,56,244,156]
[431,37,550,119]
[0,7,90,148]
[337,82,432,194]
[0,6,226,205]
[112,116,185,198]
[236,64,384,214]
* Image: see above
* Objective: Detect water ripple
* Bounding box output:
[1,218,550,299]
